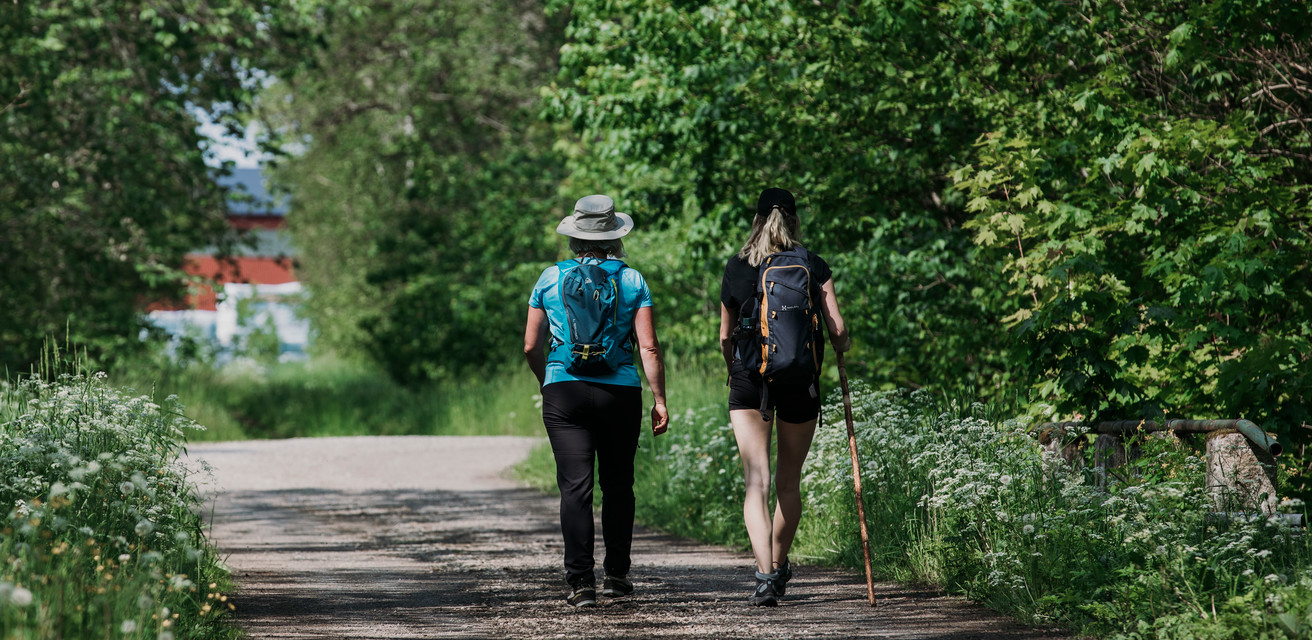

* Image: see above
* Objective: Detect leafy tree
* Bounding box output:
[0,0,316,374]
[953,0,1312,436]
[259,0,569,383]
[544,0,1013,387]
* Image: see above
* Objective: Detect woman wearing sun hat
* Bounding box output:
[524,194,670,608]
[720,187,850,606]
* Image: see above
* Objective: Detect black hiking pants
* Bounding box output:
[541,381,642,587]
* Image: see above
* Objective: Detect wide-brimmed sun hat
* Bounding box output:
[556,194,634,240]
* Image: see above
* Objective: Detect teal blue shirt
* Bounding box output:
[529,258,653,388]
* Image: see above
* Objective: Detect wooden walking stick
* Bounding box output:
[837,352,877,606]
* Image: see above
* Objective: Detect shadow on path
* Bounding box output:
[192,437,1070,640]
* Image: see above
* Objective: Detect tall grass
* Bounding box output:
[801,386,1312,638]
[0,372,239,639]
[519,380,1312,638]
[113,356,545,440]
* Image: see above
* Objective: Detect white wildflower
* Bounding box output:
[1022,524,1035,535]
[134,519,154,536]
[120,620,137,633]
[9,586,33,607]
[119,481,135,495]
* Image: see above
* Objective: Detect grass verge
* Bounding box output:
[0,372,239,639]
[113,356,545,440]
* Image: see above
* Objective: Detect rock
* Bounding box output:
[1205,429,1278,515]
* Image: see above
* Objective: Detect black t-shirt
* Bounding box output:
[719,246,833,313]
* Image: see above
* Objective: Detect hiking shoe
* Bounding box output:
[772,559,792,597]
[566,584,597,608]
[602,575,634,597]
[749,571,778,607]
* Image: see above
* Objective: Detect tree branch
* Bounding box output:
[1259,117,1312,136]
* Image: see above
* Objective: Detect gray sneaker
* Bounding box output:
[772,560,792,596]
[749,571,778,607]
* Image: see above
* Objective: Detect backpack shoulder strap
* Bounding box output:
[778,245,809,261]
[599,259,627,276]
[754,255,770,296]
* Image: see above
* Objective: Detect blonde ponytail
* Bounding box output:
[738,207,801,267]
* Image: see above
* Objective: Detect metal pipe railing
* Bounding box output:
[1036,419,1281,457]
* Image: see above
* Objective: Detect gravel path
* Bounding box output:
[187,436,1070,639]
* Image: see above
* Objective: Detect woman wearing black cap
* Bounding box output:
[719,187,850,606]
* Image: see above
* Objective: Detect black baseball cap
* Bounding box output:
[756,187,796,217]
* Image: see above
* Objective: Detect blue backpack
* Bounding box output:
[548,259,633,375]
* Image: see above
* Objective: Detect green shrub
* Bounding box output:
[0,373,238,639]
[803,386,1312,637]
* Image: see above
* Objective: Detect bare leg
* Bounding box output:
[730,408,774,574]
[772,417,818,566]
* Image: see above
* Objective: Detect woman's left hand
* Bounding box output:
[651,402,669,436]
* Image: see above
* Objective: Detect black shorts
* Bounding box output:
[727,368,821,424]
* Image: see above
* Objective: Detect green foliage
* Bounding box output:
[951,0,1312,442]
[258,0,570,384]
[233,299,283,365]
[546,0,1011,388]
[0,372,239,639]
[0,0,317,375]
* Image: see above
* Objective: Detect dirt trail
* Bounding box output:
[187,436,1069,639]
